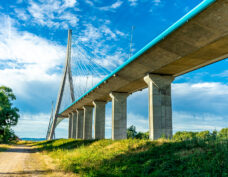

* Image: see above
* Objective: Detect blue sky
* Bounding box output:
[0,0,228,138]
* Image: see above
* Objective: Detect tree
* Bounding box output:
[127,125,137,139]
[0,86,19,128]
[135,131,149,139]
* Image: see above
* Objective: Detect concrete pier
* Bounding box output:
[83,106,93,140]
[110,92,129,140]
[72,111,77,139]
[76,109,83,139]
[93,101,106,139]
[144,74,174,140]
[68,113,73,139]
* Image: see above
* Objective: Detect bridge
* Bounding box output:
[47,0,228,140]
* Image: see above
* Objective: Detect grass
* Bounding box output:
[0,144,11,152]
[31,136,228,177]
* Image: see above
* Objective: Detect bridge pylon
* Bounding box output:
[47,29,75,140]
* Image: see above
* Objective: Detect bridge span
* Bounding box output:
[48,0,228,140]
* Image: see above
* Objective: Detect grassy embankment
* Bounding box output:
[0,144,11,152]
[32,129,228,177]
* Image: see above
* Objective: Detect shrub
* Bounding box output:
[173,131,197,141]
[127,125,149,139]
[196,130,211,140]
[135,131,149,139]
[219,128,228,139]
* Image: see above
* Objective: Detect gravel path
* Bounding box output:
[0,145,52,177]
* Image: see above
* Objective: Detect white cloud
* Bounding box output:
[75,24,127,71]
[128,0,137,6]
[59,12,79,26]
[77,24,102,42]
[12,112,68,138]
[173,82,228,97]
[100,0,123,11]
[101,25,117,39]
[173,111,227,132]
[13,113,51,138]
[116,30,125,36]
[14,9,29,21]
[63,0,77,8]
[127,113,148,132]
[111,0,123,8]
[94,51,126,69]
[0,16,65,99]
[27,0,79,29]
[85,0,94,6]
[213,70,228,78]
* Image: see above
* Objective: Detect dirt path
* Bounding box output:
[0,145,76,177]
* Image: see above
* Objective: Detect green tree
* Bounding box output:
[0,86,19,142]
[135,131,149,139]
[219,128,228,139]
[127,125,137,139]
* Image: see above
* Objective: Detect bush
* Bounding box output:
[127,125,149,139]
[196,130,211,140]
[219,128,228,139]
[173,131,197,141]
[135,131,149,139]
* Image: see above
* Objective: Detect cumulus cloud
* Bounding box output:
[173,111,227,132]
[13,113,51,138]
[172,82,228,115]
[12,112,68,138]
[26,0,79,29]
[0,15,66,116]
[125,81,228,134]
[74,23,127,71]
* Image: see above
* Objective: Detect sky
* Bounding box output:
[0,0,228,139]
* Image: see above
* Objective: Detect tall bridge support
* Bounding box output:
[93,101,106,139]
[83,106,93,140]
[76,109,83,139]
[110,92,129,140]
[68,113,73,139]
[47,29,75,140]
[72,112,77,139]
[144,74,174,140]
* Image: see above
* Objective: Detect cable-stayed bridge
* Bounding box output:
[47,0,228,140]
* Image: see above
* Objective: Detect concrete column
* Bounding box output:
[83,106,93,140]
[68,113,73,139]
[93,101,106,139]
[72,111,77,139]
[110,92,129,140]
[76,109,83,139]
[144,74,174,140]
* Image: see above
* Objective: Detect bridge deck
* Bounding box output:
[61,0,228,117]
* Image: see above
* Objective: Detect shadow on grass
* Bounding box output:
[35,139,97,152]
[74,139,228,177]
[0,147,8,152]
[0,169,53,175]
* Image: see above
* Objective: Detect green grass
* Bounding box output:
[0,144,11,152]
[32,136,228,177]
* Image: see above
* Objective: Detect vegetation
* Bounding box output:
[0,144,11,152]
[0,86,19,143]
[127,125,149,139]
[33,128,228,177]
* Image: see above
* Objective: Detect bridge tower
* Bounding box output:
[47,30,75,140]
